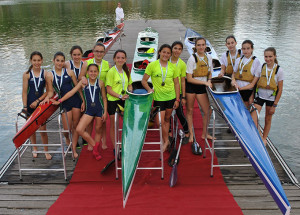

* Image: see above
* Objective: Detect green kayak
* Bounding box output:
[121,82,153,207]
[131,27,159,82]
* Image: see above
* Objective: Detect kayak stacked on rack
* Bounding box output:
[131,27,159,82]
[82,23,125,60]
[184,28,221,77]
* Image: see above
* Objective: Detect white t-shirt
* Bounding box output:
[220,49,243,67]
[186,53,213,82]
[256,66,284,101]
[233,56,261,88]
[115,7,124,21]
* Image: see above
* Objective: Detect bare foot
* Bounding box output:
[73,152,79,159]
[87,144,93,151]
[102,144,108,150]
[45,153,52,160]
[262,138,267,146]
[202,134,216,140]
[32,151,38,158]
[162,142,170,152]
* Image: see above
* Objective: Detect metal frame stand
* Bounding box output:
[115,110,164,180]
[16,110,73,181]
[203,105,251,177]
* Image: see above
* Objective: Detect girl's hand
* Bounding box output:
[269,106,276,115]
[50,99,60,105]
[102,111,107,122]
[181,98,186,106]
[81,77,87,86]
[206,80,212,88]
[218,71,224,78]
[40,97,49,105]
[30,100,39,109]
[122,94,129,100]
[81,103,85,112]
[173,100,179,110]
[148,89,154,94]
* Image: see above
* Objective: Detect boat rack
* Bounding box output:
[15,110,73,181]
[114,110,164,180]
[203,105,252,177]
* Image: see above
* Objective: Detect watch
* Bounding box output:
[119,95,122,99]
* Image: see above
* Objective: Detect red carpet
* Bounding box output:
[47,102,242,215]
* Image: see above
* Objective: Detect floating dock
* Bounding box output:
[0,19,299,215]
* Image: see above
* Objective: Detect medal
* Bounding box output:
[239,74,243,78]
[31,69,42,97]
[265,64,276,90]
[88,78,97,108]
[159,61,168,86]
[53,68,64,92]
[115,66,126,95]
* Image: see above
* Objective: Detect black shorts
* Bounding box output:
[153,99,175,111]
[186,80,207,94]
[254,97,274,107]
[239,89,253,102]
[107,99,125,115]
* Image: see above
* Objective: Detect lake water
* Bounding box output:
[0,0,299,181]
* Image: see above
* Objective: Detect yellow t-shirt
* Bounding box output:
[145,60,179,101]
[170,58,186,94]
[106,66,133,101]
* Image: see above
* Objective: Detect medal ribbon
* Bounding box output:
[115,66,125,92]
[88,78,97,104]
[266,63,276,86]
[53,68,64,91]
[159,61,168,84]
[229,50,238,67]
[31,69,42,93]
[71,60,83,79]
[238,56,253,75]
[94,59,103,79]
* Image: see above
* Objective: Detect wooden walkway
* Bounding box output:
[0,19,299,215]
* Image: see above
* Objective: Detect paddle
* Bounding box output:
[168,112,179,166]
[169,129,185,187]
[191,126,202,155]
[101,159,115,174]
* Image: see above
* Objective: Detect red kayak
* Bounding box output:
[13,94,59,148]
[82,23,125,61]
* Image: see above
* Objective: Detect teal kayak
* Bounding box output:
[131,27,159,82]
[121,82,153,207]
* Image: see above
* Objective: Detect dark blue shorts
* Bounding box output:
[254,97,274,107]
[153,99,175,111]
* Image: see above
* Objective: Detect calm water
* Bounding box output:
[0,0,299,180]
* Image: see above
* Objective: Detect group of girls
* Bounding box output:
[23,35,283,161]
[219,36,284,145]
[23,44,132,160]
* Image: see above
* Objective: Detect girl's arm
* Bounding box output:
[141,74,153,93]
[69,69,85,104]
[78,61,88,81]
[41,71,54,104]
[173,77,180,109]
[186,74,211,86]
[100,80,108,122]
[181,76,186,106]
[22,72,29,109]
[270,80,283,115]
[239,76,259,91]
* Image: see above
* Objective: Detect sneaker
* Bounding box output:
[191,142,202,155]
[76,142,81,149]
[182,136,189,145]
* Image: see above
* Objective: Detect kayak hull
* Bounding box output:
[12,94,59,148]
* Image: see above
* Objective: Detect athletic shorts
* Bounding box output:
[153,99,175,111]
[254,97,274,107]
[107,99,125,115]
[239,89,253,102]
[186,80,207,94]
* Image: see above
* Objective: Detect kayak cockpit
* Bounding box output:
[210,77,238,94]
[140,37,156,45]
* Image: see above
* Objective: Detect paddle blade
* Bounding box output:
[169,164,178,187]
[101,159,115,174]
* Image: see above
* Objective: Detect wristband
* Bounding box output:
[58,99,62,103]
[119,95,122,99]
[23,105,27,108]
[273,104,277,107]
[182,97,186,99]
[176,99,180,102]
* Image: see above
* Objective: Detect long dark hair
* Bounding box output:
[157,44,172,59]
[70,45,83,55]
[27,51,43,74]
[242,40,254,49]
[113,49,130,81]
[171,41,183,49]
[193,37,206,53]
[264,47,278,64]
